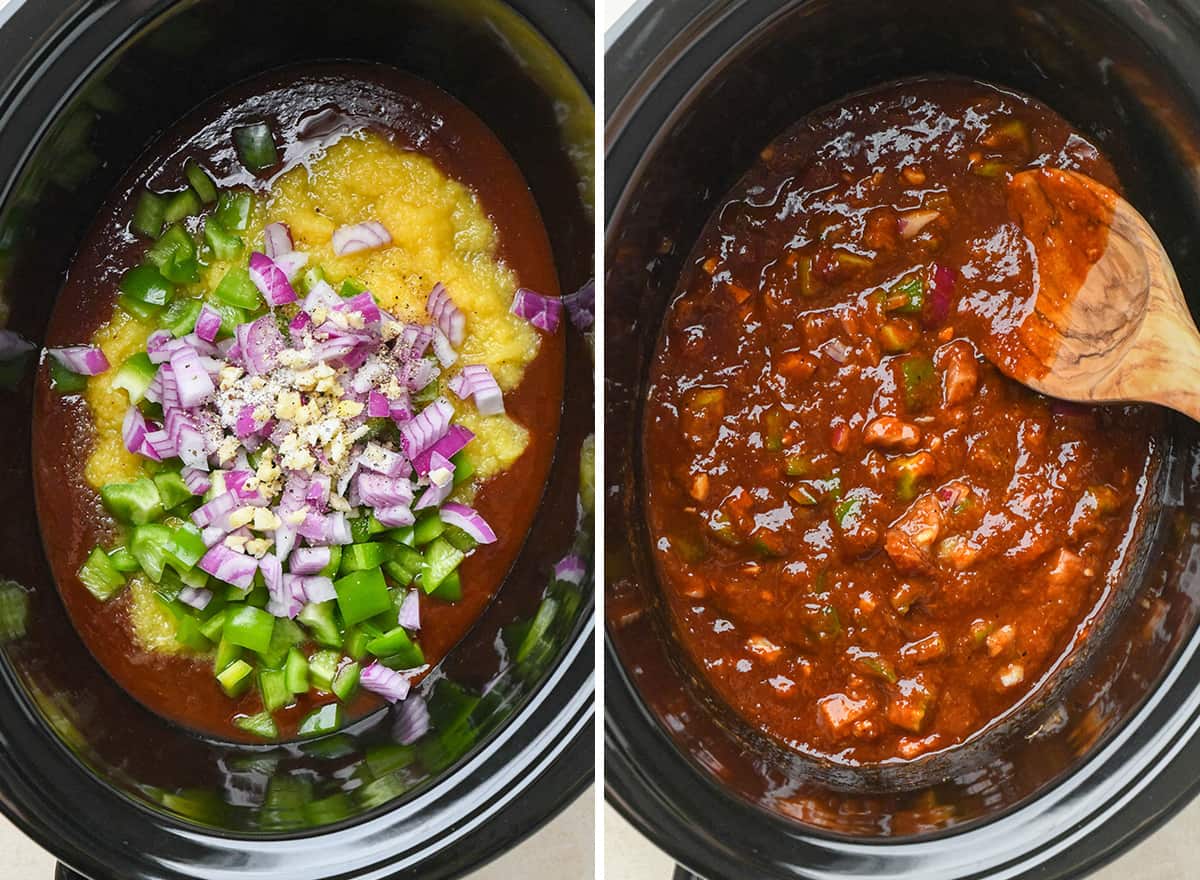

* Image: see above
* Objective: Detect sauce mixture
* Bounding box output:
[34,67,563,741]
[644,78,1159,763]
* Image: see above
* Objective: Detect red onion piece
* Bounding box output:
[297,510,352,545]
[339,291,382,328]
[288,546,331,575]
[397,589,420,631]
[274,251,308,282]
[247,252,298,307]
[122,407,150,457]
[923,263,955,328]
[898,209,941,240]
[359,661,411,703]
[431,328,457,367]
[399,397,453,460]
[169,346,215,408]
[306,473,331,510]
[447,364,504,416]
[356,472,413,508]
[426,282,465,346]
[199,543,258,589]
[297,575,336,604]
[439,502,497,544]
[375,505,415,528]
[360,442,409,479]
[411,425,474,476]
[237,314,285,375]
[191,492,238,528]
[142,429,174,460]
[263,222,293,260]
[395,324,434,362]
[196,305,224,345]
[181,466,211,496]
[48,345,110,376]
[179,586,213,610]
[332,220,391,256]
[554,554,587,584]
[259,554,289,617]
[367,390,390,418]
[413,452,454,511]
[510,287,562,334]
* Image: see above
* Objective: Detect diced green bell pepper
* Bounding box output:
[307,649,342,693]
[205,298,247,339]
[147,224,199,284]
[129,523,172,582]
[515,595,559,663]
[111,352,157,403]
[200,610,227,642]
[296,265,327,295]
[132,190,167,239]
[285,646,309,694]
[340,277,366,298]
[334,567,391,626]
[332,661,360,702]
[259,667,290,713]
[101,478,163,525]
[48,358,88,393]
[902,355,937,412]
[298,600,342,648]
[161,297,203,338]
[234,710,278,739]
[412,511,445,546]
[153,471,193,512]
[340,542,386,573]
[174,613,211,652]
[203,216,243,261]
[216,658,254,697]
[343,626,370,661]
[442,525,478,553]
[427,569,461,603]
[451,450,475,486]
[107,546,140,573]
[367,626,425,668]
[214,635,243,673]
[224,605,275,653]
[165,523,207,574]
[233,122,278,173]
[886,275,925,314]
[319,545,343,578]
[420,538,463,596]
[215,190,253,233]
[259,617,304,668]
[119,264,174,311]
[184,158,219,204]
[78,546,126,601]
[162,188,201,224]
[297,702,344,738]
[214,266,261,310]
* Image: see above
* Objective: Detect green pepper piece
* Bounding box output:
[184,159,219,204]
[384,525,416,546]
[204,298,248,339]
[763,405,786,451]
[349,515,373,544]
[48,358,88,394]
[854,654,898,683]
[111,352,157,403]
[318,545,343,579]
[885,275,925,314]
[215,190,253,233]
[161,298,203,338]
[451,450,476,486]
[340,542,387,574]
[334,567,392,626]
[233,122,279,173]
[118,264,174,310]
[224,605,275,654]
[514,595,560,663]
[203,217,243,262]
[385,542,423,577]
[412,377,440,407]
[307,649,342,692]
[420,538,464,596]
[132,190,167,239]
[130,523,172,582]
[147,224,200,284]
[441,525,478,553]
[285,646,309,693]
[298,600,342,648]
[412,511,446,546]
[162,188,202,224]
[153,471,194,512]
[297,703,344,738]
[199,610,227,642]
[174,614,211,652]
[343,626,370,661]
[331,661,360,702]
[902,355,937,413]
[216,658,254,697]
[78,546,126,601]
[339,277,367,298]
[214,266,262,310]
[234,710,278,739]
[366,627,425,667]
[101,478,164,525]
[258,617,304,668]
[426,569,461,603]
[382,561,415,588]
[834,497,862,528]
[296,265,327,295]
[165,523,206,574]
[107,546,140,573]
[213,634,242,673]
[259,667,290,713]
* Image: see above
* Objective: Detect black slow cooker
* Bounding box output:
[0,1,595,878]
[606,1,1200,877]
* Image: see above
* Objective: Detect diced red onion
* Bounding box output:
[237,314,285,375]
[199,543,258,589]
[298,511,352,545]
[289,311,312,337]
[201,525,227,547]
[193,305,223,343]
[143,429,174,460]
[157,363,181,410]
[181,466,211,495]
[302,280,341,313]
[274,250,308,282]
[510,287,562,334]
[296,575,336,604]
[439,502,497,544]
[263,222,293,260]
[356,472,413,508]
[275,523,298,561]
[411,425,474,476]
[397,589,420,630]
[359,661,411,703]
[426,283,465,346]
[431,328,457,367]
[306,473,331,510]
[146,330,174,364]
[924,263,955,328]
[389,396,413,425]
[394,695,430,743]
[169,346,215,408]
[564,279,594,331]
[122,407,150,457]
[288,546,331,575]
[259,553,289,617]
[447,364,504,416]
[395,324,434,361]
[359,442,409,479]
[413,452,454,511]
[226,470,267,506]
[247,252,297,307]
[176,424,209,470]
[554,554,586,584]
[367,390,390,418]
[179,586,213,610]
[339,291,381,328]
[374,505,415,528]
[48,345,109,376]
[332,220,391,255]
[192,492,238,528]
[181,333,220,358]
[824,339,851,364]
[399,397,453,460]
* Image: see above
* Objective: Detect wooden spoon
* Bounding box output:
[1000,167,1200,419]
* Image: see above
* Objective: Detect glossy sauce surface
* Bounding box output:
[33,66,563,741]
[644,79,1158,763]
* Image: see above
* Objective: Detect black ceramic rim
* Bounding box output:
[0,1,595,878]
[603,2,1200,878]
